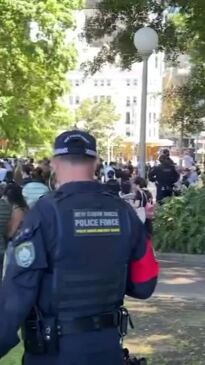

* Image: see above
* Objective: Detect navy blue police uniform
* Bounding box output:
[148,156,179,203]
[0,131,159,365]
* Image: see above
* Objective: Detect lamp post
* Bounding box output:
[134,27,159,178]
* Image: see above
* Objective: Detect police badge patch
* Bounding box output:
[15,242,35,268]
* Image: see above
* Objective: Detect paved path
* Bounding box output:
[155,259,205,300]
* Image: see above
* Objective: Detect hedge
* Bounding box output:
[153,187,205,254]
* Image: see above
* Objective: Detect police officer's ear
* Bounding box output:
[50,157,61,176]
[93,157,99,175]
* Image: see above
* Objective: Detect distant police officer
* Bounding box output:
[0,130,159,365]
[149,153,179,203]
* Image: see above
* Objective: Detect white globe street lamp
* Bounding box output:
[76,120,86,130]
[134,27,159,178]
[134,27,159,56]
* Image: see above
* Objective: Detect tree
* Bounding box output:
[161,73,205,148]
[84,0,188,72]
[74,99,120,157]
[0,0,83,152]
[173,0,205,62]
[84,1,205,72]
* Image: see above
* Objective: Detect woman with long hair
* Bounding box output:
[2,184,28,277]
[4,184,28,239]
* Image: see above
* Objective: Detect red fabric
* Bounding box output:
[130,240,159,283]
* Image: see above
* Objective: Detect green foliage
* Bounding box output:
[0,0,83,152]
[84,0,188,72]
[161,77,205,137]
[74,99,120,157]
[85,1,205,73]
[0,344,22,365]
[174,0,205,63]
[153,187,205,254]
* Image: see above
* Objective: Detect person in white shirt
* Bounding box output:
[182,151,194,169]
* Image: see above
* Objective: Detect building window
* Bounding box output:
[126,128,134,137]
[126,129,131,137]
[75,96,80,105]
[133,96,137,104]
[155,56,158,68]
[101,80,104,86]
[75,80,80,86]
[94,96,98,103]
[107,79,111,86]
[126,112,131,124]
[133,111,137,121]
[94,80,98,86]
[126,97,131,107]
[107,96,111,103]
[69,96,73,105]
[153,112,157,122]
[133,79,138,86]
[100,95,105,101]
[149,112,152,124]
[126,79,131,86]
[148,128,152,138]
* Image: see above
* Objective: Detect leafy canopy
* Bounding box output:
[85,0,205,71]
[161,62,205,137]
[0,0,83,152]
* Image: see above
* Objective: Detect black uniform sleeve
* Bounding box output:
[0,204,48,358]
[148,167,157,183]
[126,208,159,299]
[172,168,180,184]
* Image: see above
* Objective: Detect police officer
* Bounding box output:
[149,153,179,203]
[0,130,159,365]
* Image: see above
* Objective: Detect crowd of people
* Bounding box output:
[99,149,201,201]
[0,148,201,277]
[0,157,51,275]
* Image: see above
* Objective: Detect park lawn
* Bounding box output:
[1,298,205,365]
[0,345,23,365]
[125,297,205,365]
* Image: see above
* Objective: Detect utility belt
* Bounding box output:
[22,308,147,364]
[157,184,173,191]
[22,307,133,356]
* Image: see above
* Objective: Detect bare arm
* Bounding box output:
[7,208,25,239]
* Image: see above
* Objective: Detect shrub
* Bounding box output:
[153,187,205,254]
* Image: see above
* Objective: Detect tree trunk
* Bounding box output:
[179,120,184,168]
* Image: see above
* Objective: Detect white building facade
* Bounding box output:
[64,10,164,145]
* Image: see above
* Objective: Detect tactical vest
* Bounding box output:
[157,165,176,187]
[45,191,131,321]
[56,266,127,322]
